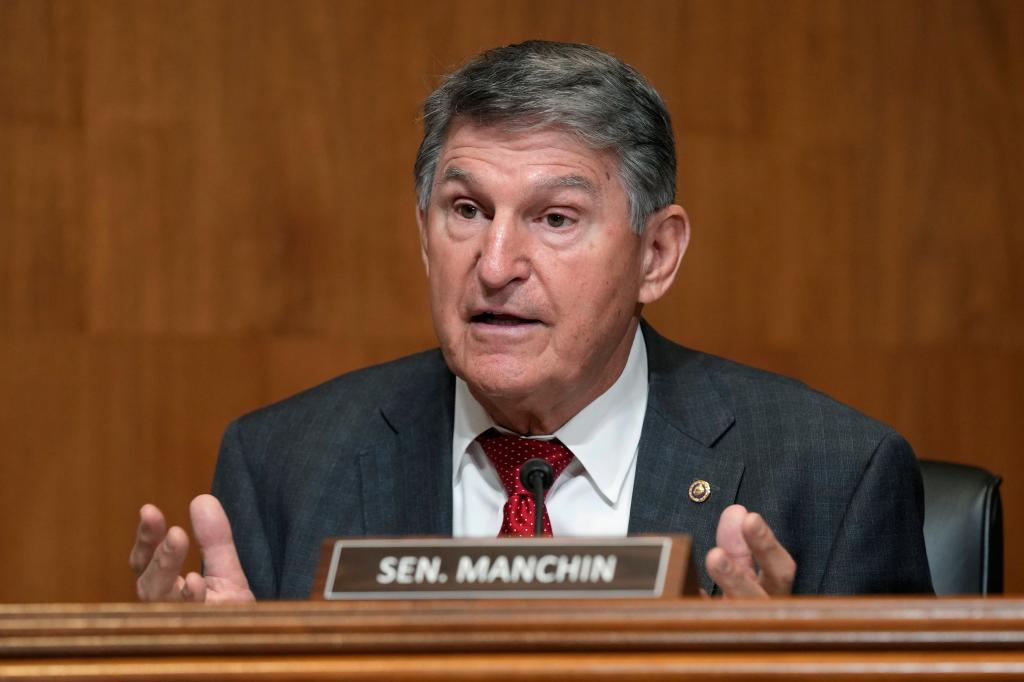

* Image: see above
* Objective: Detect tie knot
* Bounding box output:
[476,430,575,496]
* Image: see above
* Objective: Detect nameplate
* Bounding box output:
[313,535,696,600]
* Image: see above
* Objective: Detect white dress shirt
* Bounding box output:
[451,326,649,537]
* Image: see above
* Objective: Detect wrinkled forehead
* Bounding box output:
[446,114,620,158]
[434,117,624,189]
[439,165,600,197]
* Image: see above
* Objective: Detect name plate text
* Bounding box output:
[314,536,695,600]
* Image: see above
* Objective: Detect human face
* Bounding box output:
[418,122,648,434]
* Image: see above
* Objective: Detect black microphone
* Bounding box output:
[520,458,555,537]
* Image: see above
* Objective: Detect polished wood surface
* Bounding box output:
[1,0,1022,602]
[2,598,1024,679]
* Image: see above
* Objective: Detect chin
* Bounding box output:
[458,358,540,400]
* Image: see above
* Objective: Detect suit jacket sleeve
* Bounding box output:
[815,431,933,594]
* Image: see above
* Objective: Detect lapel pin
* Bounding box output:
[688,479,711,503]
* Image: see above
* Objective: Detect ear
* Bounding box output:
[416,206,430,276]
[638,204,690,305]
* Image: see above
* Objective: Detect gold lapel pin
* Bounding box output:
[688,479,711,503]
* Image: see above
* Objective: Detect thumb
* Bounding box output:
[715,504,755,573]
[189,494,248,585]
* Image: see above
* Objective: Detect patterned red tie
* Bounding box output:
[476,430,575,537]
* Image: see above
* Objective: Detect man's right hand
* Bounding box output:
[130,494,255,603]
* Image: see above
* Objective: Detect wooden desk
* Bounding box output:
[2,598,1023,679]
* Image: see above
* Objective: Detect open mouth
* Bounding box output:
[471,312,540,326]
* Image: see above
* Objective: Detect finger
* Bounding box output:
[129,504,168,577]
[742,512,796,595]
[705,546,766,599]
[182,571,208,603]
[189,494,249,588]
[136,525,189,601]
[715,504,755,573]
[156,575,187,604]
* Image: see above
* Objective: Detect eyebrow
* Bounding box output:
[441,167,474,184]
[537,174,598,197]
[439,166,598,197]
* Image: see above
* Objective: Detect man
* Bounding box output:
[131,41,933,602]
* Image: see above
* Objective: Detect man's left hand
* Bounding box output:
[705,504,796,598]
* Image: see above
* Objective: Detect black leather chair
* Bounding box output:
[919,459,1003,595]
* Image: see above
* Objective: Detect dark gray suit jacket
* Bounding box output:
[212,323,934,599]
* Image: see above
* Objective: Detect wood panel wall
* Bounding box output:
[1,0,1021,602]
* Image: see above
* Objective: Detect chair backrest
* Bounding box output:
[919,459,1003,595]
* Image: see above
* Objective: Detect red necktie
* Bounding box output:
[476,430,575,537]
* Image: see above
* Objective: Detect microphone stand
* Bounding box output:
[520,458,555,537]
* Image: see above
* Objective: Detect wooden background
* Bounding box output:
[0,0,1021,602]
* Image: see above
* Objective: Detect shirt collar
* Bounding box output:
[452,325,649,505]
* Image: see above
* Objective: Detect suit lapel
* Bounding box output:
[629,322,743,594]
[358,358,455,537]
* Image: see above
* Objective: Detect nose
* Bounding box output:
[476,213,531,290]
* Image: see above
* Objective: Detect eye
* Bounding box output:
[544,213,571,228]
[455,203,479,219]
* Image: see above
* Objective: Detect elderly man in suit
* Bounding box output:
[131,41,933,601]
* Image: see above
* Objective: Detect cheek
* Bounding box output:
[426,241,460,292]
[426,244,475,324]
[551,264,636,350]
[566,254,639,313]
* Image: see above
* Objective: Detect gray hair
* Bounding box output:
[413,41,677,234]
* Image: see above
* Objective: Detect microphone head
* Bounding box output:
[520,458,555,491]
